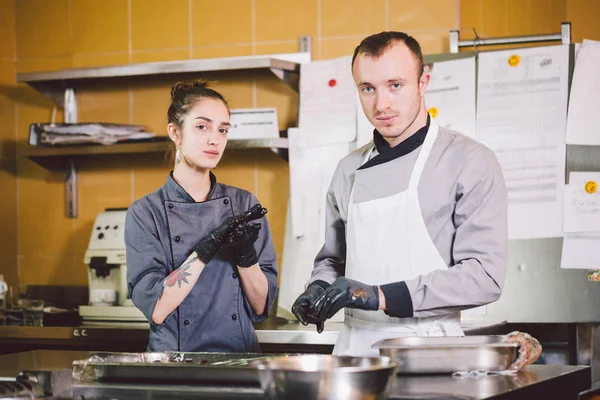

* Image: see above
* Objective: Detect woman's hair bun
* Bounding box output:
[170,81,210,101]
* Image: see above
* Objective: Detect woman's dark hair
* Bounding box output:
[166,80,229,163]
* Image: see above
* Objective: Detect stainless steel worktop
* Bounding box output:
[0,320,342,345]
[0,319,509,346]
[0,350,593,399]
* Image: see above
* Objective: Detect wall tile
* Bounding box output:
[17,158,75,257]
[72,53,129,68]
[255,70,298,130]
[15,56,72,74]
[460,0,483,39]
[321,0,386,38]
[390,0,457,31]
[191,0,252,47]
[74,158,132,260]
[131,0,189,51]
[256,150,289,257]
[77,84,131,124]
[212,150,257,192]
[19,254,84,286]
[255,0,318,42]
[255,42,298,55]
[72,0,128,55]
[131,49,189,63]
[0,0,16,59]
[192,45,253,59]
[0,257,18,290]
[567,0,600,42]
[0,159,17,259]
[255,38,319,60]
[481,0,507,37]
[205,72,255,109]
[321,37,360,59]
[0,59,16,159]
[15,0,71,59]
[132,156,171,201]
[410,30,449,55]
[131,77,178,136]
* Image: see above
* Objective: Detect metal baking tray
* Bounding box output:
[372,336,518,374]
[72,352,283,386]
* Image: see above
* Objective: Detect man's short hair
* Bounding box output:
[351,31,424,79]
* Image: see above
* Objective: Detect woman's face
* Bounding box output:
[172,98,230,170]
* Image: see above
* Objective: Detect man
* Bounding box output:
[291,31,508,357]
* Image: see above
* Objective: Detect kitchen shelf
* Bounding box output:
[14,37,311,218]
[17,137,289,169]
[16,52,309,109]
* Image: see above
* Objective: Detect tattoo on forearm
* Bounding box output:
[180,255,199,270]
[157,255,199,301]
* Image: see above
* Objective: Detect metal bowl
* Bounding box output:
[252,354,397,400]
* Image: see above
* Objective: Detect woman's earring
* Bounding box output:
[175,149,181,164]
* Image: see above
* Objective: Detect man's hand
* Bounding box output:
[194,204,267,263]
[311,277,379,321]
[227,222,261,267]
[291,282,328,333]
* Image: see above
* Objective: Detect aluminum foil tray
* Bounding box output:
[72,352,283,386]
[372,336,518,374]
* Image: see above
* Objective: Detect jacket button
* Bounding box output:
[231,314,237,321]
[168,203,173,209]
[223,199,229,205]
[184,320,190,326]
[232,272,238,279]
[174,236,181,243]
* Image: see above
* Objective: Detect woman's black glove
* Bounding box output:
[228,222,261,267]
[311,277,379,321]
[193,204,267,263]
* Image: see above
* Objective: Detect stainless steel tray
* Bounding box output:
[372,336,518,374]
[72,352,282,386]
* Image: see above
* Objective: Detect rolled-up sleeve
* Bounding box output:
[307,163,347,288]
[125,200,168,322]
[397,146,508,318]
[244,195,279,323]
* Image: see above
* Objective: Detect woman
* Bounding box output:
[125,81,278,353]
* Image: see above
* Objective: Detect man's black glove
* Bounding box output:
[311,277,379,321]
[227,222,261,267]
[291,281,329,333]
[194,204,267,263]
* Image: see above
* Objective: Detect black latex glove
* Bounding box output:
[311,277,379,321]
[291,281,329,333]
[193,204,267,263]
[228,222,261,267]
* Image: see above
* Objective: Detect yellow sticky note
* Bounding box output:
[428,107,439,118]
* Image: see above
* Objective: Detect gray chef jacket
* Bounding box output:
[125,172,278,352]
[308,121,508,319]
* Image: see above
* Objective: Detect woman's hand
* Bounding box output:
[228,222,261,267]
[194,204,267,263]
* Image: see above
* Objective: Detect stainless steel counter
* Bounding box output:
[0,319,509,346]
[0,320,342,345]
[0,350,592,399]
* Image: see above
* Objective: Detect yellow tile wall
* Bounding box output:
[1,0,599,289]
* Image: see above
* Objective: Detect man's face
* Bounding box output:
[352,42,429,146]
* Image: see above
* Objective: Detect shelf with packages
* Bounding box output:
[17,136,290,171]
[14,37,312,218]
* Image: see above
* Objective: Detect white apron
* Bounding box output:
[333,122,464,357]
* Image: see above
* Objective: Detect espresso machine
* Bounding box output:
[79,209,146,323]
